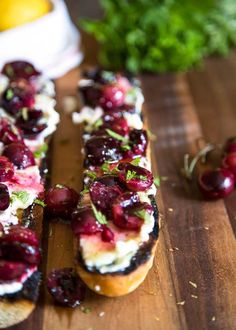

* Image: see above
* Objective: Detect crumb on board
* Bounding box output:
[168,208,174,212]
[62,96,78,114]
[99,311,105,317]
[176,300,185,306]
[81,306,92,314]
[204,226,209,230]
[211,316,216,322]
[189,281,197,288]
[191,294,198,299]
[169,247,179,252]
[155,316,160,321]
[94,285,101,292]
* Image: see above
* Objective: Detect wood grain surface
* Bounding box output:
[8,2,236,329]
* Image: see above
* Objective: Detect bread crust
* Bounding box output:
[0,204,43,328]
[0,299,35,329]
[76,240,158,297]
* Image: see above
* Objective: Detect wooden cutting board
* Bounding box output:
[9,54,236,330]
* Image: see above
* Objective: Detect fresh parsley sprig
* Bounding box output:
[91,203,108,225]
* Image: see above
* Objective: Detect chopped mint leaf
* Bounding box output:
[91,203,108,225]
[102,71,115,82]
[131,157,141,166]
[21,107,28,121]
[101,162,110,173]
[55,184,65,189]
[6,89,14,100]
[80,187,89,195]
[85,170,97,180]
[134,209,152,224]
[139,175,147,181]
[126,170,137,181]
[34,144,48,159]
[154,176,161,187]
[121,144,131,151]
[105,129,128,143]
[34,198,46,207]
[5,65,14,77]
[94,118,103,128]
[11,191,30,205]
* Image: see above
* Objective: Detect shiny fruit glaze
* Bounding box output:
[0,261,27,281]
[1,226,39,247]
[71,207,102,236]
[222,153,236,181]
[3,142,35,169]
[99,85,125,111]
[0,156,14,182]
[118,163,153,191]
[0,119,23,145]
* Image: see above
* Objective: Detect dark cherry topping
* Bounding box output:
[16,108,47,137]
[1,85,35,116]
[2,61,40,80]
[85,136,122,166]
[89,175,124,215]
[99,84,125,111]
[0,183,10,210]
[118,163,153,192]
[1,226,39,247]
[129,129,148,156]
[0,260,27,281]
[112,192,152,231]
[95,116,129,137]
[80,85,102,107]
[47,268,86,307]
[71,207,102,236]
[0,118,23,145]
[0,242,41,265]
[3,142,35,169]
[101,225,115,243]
[83,68,116,84]
[222,153,236,181]
[45,185,79,219]
[198,168,235,199]
[0,156,14,182]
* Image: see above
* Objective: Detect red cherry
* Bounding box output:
[45,185,79,219]
[0,242,41,265]
[0,156,14,182]
[1,226,39,247]
[0,260,27,281]
[0,118,23,145]
[3,142,35,169]
[101,225,115,243]
[118,163,153,191]
[112,192,149,231]
[99,85,125,110]
[0,183,10,210]
[47,268,86,307]
[198,168,235,199]
[224,136,236,154]
[222,153,236,181]
[129,129,148,156]
[2,61,40,80]
[71,207,102,236]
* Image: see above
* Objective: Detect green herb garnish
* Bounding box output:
[85,170,97,180]
[11,191,30,205]
[130,157,141,166]
[34,198,46,207]
[126,170,137,181]
[6,89,14,100]
[80,187,89,195]
[33,144,48,159]
[154,176,161,187]
[21,107,28,121]
[121,144,131,151]
[91,203,108,225]
[94,118,103,128]
[134,209,152,224]
[5,65,14,77]
[105,129,128,143]
[101,162,110,173]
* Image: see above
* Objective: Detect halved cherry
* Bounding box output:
[71,207,102,236]
[97,116,129,136]
[101,225,115,243]
[45,185,79,219]
[2,61,40,80]
[118,163,153,191]
[0,260,27,281]
[112,192,150,231]
[16,108,47,137]
[222,153,236,181]
[79,85,102,107]
[89,175,124,214]
[47,268,86,307]
[99,84,125,111]
[129,129,148,156]
[0,118,23,145]
[85,136,122,166]
[1,85,35,116]
[1,226,39,247]
[0,184,10,210]
[3,142,35,169]
[0,242,41,265]
[0,156,14,182]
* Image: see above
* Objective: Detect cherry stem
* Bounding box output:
[182,144,216,180]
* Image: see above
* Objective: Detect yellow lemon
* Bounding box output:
[0,0,52,31]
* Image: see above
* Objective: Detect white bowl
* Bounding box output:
[0,0,83,78]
